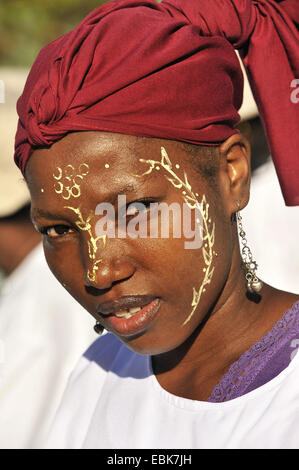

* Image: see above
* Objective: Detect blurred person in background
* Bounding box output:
[0,68,96,449]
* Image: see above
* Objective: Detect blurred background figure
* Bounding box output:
[0,67,96,449]
[238,57,299,295]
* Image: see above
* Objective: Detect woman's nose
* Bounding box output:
[84,257,136,290]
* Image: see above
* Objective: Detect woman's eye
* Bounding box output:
[125,199,153,217]
[41,225,74,238]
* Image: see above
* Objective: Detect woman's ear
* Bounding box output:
[218,133,251,216]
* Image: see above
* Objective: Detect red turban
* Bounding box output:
[15,0,299,205]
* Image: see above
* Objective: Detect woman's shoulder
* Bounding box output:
[262,286,299,327]
[267,289,299,313]
[248,286,299,344]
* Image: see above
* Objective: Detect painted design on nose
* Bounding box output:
[53,163,89,200]
[135,146,216,326]
[53,162,105,283]
[64,206,107,283]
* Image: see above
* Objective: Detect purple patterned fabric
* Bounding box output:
[208,300,299,403]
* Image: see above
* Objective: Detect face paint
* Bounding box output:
[53,163,89,200]
[53,163,106,283]
[63,205,107,283]
[135,146,216,326]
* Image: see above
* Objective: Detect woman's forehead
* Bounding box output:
[25,131,191,192]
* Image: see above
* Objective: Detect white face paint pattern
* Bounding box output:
[134,146,216,326]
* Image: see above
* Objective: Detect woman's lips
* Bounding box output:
[101,298,161,336]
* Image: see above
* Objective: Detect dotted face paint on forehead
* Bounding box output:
[52,163,106,283]
[135,146,216,326]
[53,163,89,200]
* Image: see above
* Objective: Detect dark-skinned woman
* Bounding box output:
[14,0,299,449]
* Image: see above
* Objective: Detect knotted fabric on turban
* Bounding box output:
[15,0,299,205]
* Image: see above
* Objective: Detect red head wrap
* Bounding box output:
[14,0,299,205]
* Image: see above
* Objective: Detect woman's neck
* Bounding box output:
[152,245,298,401]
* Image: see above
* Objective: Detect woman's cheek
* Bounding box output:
[43,239,81,288]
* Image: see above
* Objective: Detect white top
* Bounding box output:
[0,243,97,449]
[46,331,299,449]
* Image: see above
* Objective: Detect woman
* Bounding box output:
[14,0,299,448]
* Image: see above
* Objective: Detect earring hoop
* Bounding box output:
[235,202,263,294]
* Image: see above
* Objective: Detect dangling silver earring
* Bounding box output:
[94,321,104,335]
[235,202,263,294]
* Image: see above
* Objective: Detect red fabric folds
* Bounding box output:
[14,0,299,205]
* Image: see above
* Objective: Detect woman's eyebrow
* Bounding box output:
[106,182,145,206]
[30,208,66,222]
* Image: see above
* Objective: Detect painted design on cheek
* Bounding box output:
[63,205,107,283]
[53,164,89,200]
[135,146,215,326]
